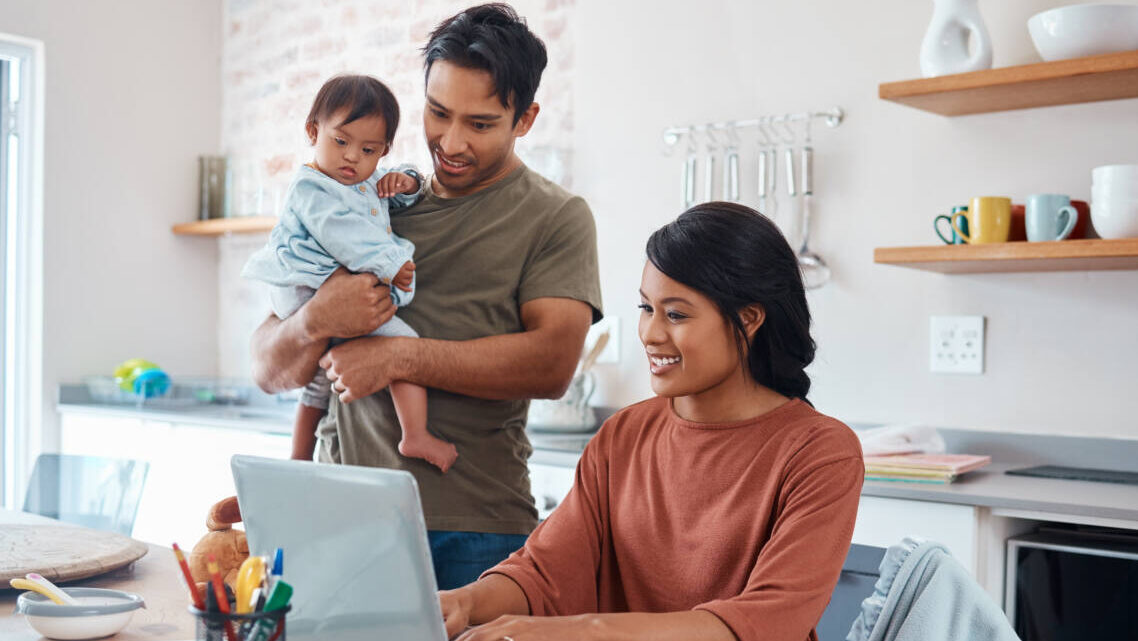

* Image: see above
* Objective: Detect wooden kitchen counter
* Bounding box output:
[0,510,194,641]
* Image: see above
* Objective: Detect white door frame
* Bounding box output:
[0,32,45,509]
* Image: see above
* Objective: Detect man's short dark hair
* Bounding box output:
[306,75,400,145]
[422,3,548,124]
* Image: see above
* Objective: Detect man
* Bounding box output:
[250,3,602,590]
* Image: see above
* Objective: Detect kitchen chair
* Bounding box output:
[844,537,1019,641]
[22,453,149,536]
[817,543,888,641]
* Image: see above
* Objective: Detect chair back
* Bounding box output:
[817,544,887,640]
[22,453,149,536]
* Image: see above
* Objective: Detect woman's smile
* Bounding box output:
[647,353,681,375]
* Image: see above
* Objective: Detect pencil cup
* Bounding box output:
[190,604,290,641]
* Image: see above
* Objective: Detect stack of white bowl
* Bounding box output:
[1092,165,1138,239]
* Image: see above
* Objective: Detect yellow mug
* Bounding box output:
[952,197,1011,244]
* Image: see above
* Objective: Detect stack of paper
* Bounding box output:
[863,453,992,484]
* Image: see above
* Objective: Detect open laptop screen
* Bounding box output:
[231,455,448,641]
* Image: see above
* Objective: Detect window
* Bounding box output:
[0,33,44,509]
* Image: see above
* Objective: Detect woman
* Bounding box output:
[440,202,864,641]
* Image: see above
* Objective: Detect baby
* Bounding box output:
[242,74,458,473]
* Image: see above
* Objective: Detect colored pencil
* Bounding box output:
[207,556,238,641]
[171,543,205,610]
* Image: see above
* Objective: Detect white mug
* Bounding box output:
[1091,164,1138,239]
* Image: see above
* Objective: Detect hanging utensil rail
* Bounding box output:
[661,107,844,149]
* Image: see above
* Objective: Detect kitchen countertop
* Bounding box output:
[58,383,296,434]
[58,385,1138,524]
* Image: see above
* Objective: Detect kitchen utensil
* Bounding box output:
[579,330,610,374]
[9,578,73,605]
[797,145,831,290]
[934,206,970,244]
[16,588,146,641]
[757,147,770,215]
[723,144,740,202]
[1025,194,1078,242]
[682,150,697,209]
[703,131,718,202]
[21,574,80,605]
[1028,4,1138,62]
[951,197,1012,243]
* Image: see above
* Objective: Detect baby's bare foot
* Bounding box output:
[399,433,459,473]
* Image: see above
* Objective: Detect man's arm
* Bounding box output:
[320,297,593,403]
[250,268,396,392]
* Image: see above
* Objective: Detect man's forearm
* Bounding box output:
[250,312,329,393]
[391,327,578,400]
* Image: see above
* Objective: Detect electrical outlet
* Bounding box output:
[585,316,621,364]
[929,315,985,374]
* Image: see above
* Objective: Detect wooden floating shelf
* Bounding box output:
[874,238,1138,274]
[879,49,1138,116]
[172,216,276,236]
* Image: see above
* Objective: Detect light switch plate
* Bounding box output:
[929,315,985,374]
[586,316,620,364]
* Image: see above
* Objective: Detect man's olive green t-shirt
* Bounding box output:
[316,165,603,535]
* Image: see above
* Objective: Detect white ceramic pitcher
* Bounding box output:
[919,0,993,77]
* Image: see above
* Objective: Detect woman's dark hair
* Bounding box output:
[646,202,816,402]
[422,3,548,124]
[306,75,400,145]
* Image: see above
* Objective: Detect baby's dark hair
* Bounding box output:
[306,75,400,145]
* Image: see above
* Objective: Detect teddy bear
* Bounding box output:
[188,496,249,593]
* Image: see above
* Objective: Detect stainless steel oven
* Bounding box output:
[1005,530,1138,639]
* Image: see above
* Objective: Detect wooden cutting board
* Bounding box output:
[0,524,148,584]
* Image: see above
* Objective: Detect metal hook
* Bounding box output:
[775,117,796,145]
[703,126,721,150]
[756,117,775,147]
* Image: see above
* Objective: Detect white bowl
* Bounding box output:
[16,588,145,640]
[1028,4,1138,61]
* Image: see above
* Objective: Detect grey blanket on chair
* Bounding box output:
[846,537,1021,641]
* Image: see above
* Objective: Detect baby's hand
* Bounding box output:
[377,172,419,198]
[392,261,415,292]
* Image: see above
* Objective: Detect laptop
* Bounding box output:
[230,455,448,641]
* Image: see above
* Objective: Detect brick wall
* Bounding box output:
[217,0,577,378]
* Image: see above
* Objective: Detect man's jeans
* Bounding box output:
[428,530,529,590]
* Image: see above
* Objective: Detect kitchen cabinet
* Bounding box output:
[60,413,290,546]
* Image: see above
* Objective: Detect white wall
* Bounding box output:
[2,0,222,450]
[574,0,1138,439]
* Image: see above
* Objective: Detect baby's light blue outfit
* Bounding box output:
[242,163,423,409]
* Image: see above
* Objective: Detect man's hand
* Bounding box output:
[392,261,415,292]
[319,336,406,403]
[377,171,419,197]
[304,267,395,340]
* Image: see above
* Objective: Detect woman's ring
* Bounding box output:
[502,637,515,641]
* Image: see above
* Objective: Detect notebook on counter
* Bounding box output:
[864,453,992,484]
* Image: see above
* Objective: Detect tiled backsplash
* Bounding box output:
[218,0,577,378]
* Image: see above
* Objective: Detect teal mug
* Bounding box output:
[1026,193,1077,242]
[934,206,969,245]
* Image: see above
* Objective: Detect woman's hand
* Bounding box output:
[439,588,475,639]
[454,614,599,641]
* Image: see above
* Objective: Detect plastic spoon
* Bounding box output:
[10,575,79,605]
